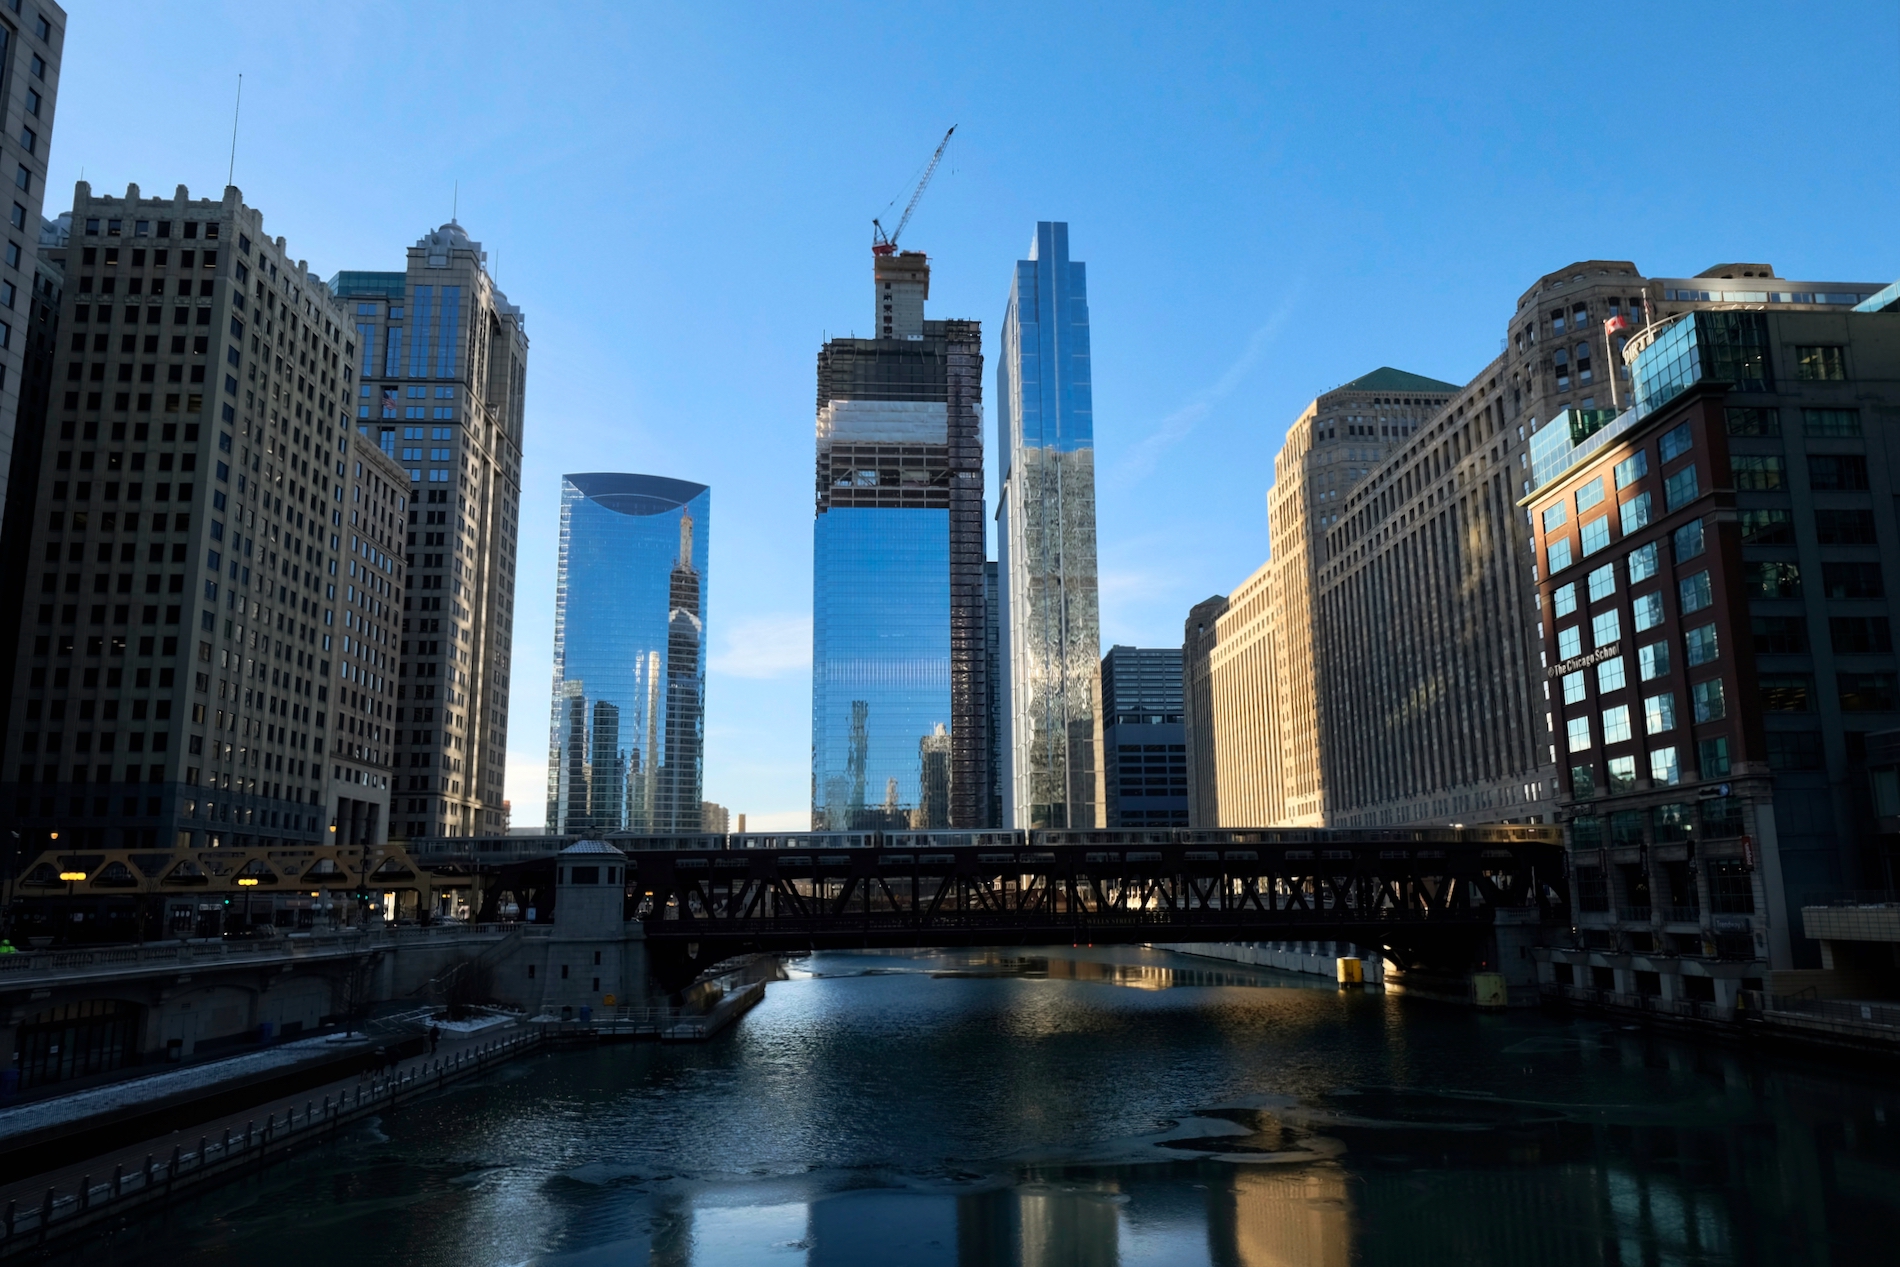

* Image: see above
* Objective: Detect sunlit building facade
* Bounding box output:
[996,221,1102,829]
[810,248,986,829]
[546,473,707,834]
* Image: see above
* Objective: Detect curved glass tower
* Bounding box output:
[547,473,708,833]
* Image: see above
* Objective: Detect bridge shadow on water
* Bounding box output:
[54,944,1900,1267]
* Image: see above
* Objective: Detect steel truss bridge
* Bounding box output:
[619,826,1569,986]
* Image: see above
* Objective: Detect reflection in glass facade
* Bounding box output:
[812,508,951,828]
[547,473,708,833]
[997,222,1103,828]
[810,250,986,829]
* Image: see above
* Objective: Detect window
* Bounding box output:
[1644,692,1677,735]
[1576,477,1605,512]
[24,90,39,119]
[1829,616,1892,654]
[1571,764,1596,797]
[1767,730,1824,770]
[1557,625,1582,659]
[1678,571,1712,614]
[1553,582,1578,618]
[1746,562,1801,600]
[1601,705,1632,744]
[1597,655,1626,693]
[1548,538,1573,572]
[1760,675,1812,711]
[1639,640,1671,681]
[1692,678,1726,723]
[1729,455,1784,491]
[1753,616,1809,654]
[1587,564,1616,603]
[1672,519,1704,562]
[1627,541,1658,584]
[1607,755,1637,791]
[1576,864,1609,910]
[1808,454,1868,491]
[1541,503,1568,533]
[1822,561,1883,599]
[1665,465,1699,511]
[1633,591,1664,632]
[1614,450,1648,488]
[1795,346,1846,381]
[1839,673,1897,712]
[1740,509,1794,544]
[1563,671,1587,704]
[1803,408,1860,437]
[1659,423,1693,462]
[1619,491,1652,534]
[1724,407,1778,437]
[17,127,33,154]
[1649,747,1681,785]
[1814,509,1876,545]
[1592,609,1621,648]
[1683,624,1718,667]
[1694,736,1732,780]
[1580,516,1610,556]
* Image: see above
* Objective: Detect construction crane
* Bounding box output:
[872,125,956,256]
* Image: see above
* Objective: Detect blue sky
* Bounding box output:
[44,2,1900,828]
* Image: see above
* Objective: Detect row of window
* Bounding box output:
[1730,452,1872,492]
[82,218,216,240]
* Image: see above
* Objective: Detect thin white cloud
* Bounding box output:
[502,747,551,831]
[1107,295,1299,490]
[710,612,812,680]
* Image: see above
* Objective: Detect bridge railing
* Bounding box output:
[0,923,511,983]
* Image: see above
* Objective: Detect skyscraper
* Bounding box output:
[996,222,1101,829]
[811,249,986,829]
[0,4,65,536]
[546,473,707,835]
[331,222,528,840]
[2,182,404,853]
[1100,646,1187,828]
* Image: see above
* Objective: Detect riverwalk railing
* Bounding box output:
[0,1029,542,1257]
[0,924,512,987]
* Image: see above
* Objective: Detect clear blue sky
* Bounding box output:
[45,2,1900,828]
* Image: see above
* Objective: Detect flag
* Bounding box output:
[1604,314,1631,334]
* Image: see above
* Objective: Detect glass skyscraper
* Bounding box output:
[810,249,987,829]
[996,222,1103,829]
[547,473,708,834]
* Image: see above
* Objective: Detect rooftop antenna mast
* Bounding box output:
[227,74,243,187]
[872,125,955,257]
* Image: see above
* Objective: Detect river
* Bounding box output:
[68,945,1900,1265]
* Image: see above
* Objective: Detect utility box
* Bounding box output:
[1336,957,1364,986]
[1471,972,1508,1008]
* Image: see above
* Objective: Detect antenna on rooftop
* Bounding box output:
[227,74,243,188]
[453,180,458,225]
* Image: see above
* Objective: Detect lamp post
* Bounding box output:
[237,874,259,932]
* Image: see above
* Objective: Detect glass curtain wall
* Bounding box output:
[997,221,1103,829]
[547,473,708,833]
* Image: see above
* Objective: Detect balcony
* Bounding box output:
[1662,905,1701,925]
[1618,905,1653,923]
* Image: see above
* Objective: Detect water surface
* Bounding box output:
[75,946,1900,1265]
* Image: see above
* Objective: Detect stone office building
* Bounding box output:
[1527,292,1900,1004]
[2,182,407,851]
[1312,261,1885,833]
[331,222,528,841]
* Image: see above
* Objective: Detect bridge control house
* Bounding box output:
[1527,289,1900,1008]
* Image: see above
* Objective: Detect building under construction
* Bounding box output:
[810,247,988,828]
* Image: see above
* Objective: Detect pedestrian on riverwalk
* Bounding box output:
[428,1023,441,1055]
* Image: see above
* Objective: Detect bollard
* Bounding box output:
[112,1165,123,1198]
[168,1146,180,1193]
[223,1126,231,1158]
[78,1177,89,1212]
[144,1153,153,1187]
[245,1120,254,1149]
[198,1137,207,1171]
[39,1187,52,1243]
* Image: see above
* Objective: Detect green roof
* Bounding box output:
[1339,366,1461,394]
